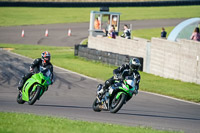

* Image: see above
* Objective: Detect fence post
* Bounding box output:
[74,44,79,56]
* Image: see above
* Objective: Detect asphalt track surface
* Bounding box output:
[1,50,200,133]
[0,19,186,47]
[1,19,200,133]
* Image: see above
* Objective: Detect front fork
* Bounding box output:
[96,92,110,110]
[96,84,111,110]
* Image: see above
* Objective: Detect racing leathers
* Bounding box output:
[103,63,140,94]
[18,58,54,91]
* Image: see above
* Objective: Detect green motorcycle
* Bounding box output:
[93,75,137,113]
[17,69,52,105]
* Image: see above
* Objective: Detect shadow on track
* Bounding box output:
[35,104,92,110]
[0,53,30,87]
[36,104,200,121]
[0,51,85,90]
[117,112,200,121]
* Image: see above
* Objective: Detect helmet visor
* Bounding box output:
[43,56,50,63]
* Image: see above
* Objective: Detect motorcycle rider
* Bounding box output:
[98,57,141,95]
[18,51,54,91]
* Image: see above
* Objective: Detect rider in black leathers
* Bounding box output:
[18,51,54,91]
[98,58,141,95]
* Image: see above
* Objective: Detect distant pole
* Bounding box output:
[130,24,132,31]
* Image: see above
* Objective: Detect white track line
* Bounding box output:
[140,91,200,106]
[6,50,200,106]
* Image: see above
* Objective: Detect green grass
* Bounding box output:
[0,44,114,80]
[0,112,180,133]
[118,26,174,40]
[0,6,200,26]
[133,27,174,40]
[1,43,200,103]
[81,38,88,45]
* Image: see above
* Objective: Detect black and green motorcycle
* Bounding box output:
[17,68,52,105]
[93,75,137,113]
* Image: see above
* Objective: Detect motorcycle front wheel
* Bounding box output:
[28,86,41,105]
[92,98,102,112]
[110,93,127,113]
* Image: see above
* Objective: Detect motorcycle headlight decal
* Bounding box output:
[126,79,134,88]
[109,88,114,95]
[122,84,129,90]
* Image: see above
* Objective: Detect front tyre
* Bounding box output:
[16,92,25,104]
[92,98,101,112]
[110,93,127,113]
[28,86,41,105]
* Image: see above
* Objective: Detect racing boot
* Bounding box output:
[100,80,109,93]
[97,84,103,95]
[133,89,138,95]
[17,75,25,91]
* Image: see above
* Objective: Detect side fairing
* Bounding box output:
[22,73,42,101]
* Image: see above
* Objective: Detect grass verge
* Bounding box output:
[0,6,200,26]
[133,27,174,40]
[0,43,200,103]
[118,26,174,40]
[0,112,181,133]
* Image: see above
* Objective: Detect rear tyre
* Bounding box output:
[28,86,41,105]
[16,92,25,104]
[92,98,101,112]
[110,93,127,113]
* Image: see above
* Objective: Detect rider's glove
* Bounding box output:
[30,67,33,72]
[114,74,121,80]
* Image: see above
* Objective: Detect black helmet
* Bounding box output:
[129,58,141,70]
[41,51,51,63]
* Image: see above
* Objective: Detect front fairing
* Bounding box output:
[22,71,51,101]
[110,77,136,97]
[22,73,41,101]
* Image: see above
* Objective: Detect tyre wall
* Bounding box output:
[74,44,144,71]
[88,36,148,71]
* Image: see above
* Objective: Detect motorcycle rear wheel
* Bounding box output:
[28,86,41,105]
[92,98,101,112]
[16,92,25,104]
[110,93,127,113]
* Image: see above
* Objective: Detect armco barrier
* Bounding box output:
[74,44,143,71]
[0,1,200,7]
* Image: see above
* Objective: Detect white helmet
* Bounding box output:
[129,58,141,70]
